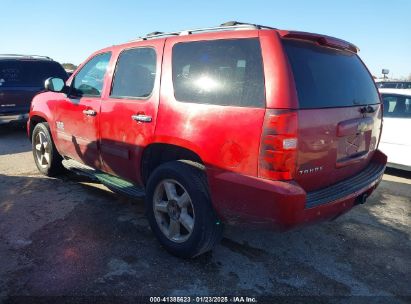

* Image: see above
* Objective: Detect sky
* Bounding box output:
[2,0,410,79]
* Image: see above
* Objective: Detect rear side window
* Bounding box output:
[111,48,156,98]
[0,60,67,88]
[382,94,411,118]
[172,38,265,108]
[283,40,380,108]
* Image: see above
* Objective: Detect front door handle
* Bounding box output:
[83,109,97,116]
[131,114,152,123]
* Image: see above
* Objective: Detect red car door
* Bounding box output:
[54,52,111,168]
[99,40,164,184]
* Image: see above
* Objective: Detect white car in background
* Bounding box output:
[379,88,411,171]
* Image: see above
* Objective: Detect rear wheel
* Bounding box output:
[32,122,64,176]
[145,161,223,258]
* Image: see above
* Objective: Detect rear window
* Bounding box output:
[0,60,67,88]
[283,39,379,108]
[172,38,265,108]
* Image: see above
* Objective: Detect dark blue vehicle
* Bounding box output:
[0,54,67,125]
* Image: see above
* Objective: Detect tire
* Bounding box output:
[145,160,223,258]
[32,122,64,176]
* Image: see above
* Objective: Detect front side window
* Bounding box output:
[172,38,265,108]
[72,52,111,97]
[382,94,411,118]
[110,48,156,99]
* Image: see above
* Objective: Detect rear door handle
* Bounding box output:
[82,109,97,116]
[131,114,152,123]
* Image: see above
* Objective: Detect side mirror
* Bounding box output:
[44,77,65,92]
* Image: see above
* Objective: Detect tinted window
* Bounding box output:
[172,38,265,108]
[382,94,411,118]
[283,40,379,108]
[382,83,398,88]
[72,53,111,97]
[378,82,411,89]
[0,60,67,88]
[111,48,156,98]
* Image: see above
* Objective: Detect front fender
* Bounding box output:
[28,91,62,142]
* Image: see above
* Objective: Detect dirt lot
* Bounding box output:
[0,125,410,302]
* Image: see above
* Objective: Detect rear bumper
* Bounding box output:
[208,150,387,230]
[0,113,29,125]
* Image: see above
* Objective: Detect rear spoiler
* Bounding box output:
[280,31,359,53]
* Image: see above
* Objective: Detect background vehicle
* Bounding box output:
[379,88,411,170]
[376,81,411,89]
[64,70,74,77]
[0,54,67,125]
[27,22,386,258]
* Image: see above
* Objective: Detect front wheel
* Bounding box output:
[32,122,64,176]
[145,161,223,258]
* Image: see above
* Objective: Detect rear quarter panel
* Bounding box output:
[259,30,298,109]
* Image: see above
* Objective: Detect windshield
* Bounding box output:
[0,60,67,88]
[283,39,380,108]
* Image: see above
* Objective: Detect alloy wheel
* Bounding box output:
[153,179,195,243]
[34,131,51,169]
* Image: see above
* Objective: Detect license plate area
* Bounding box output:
[335,117,374,167]
[337,131,371,160]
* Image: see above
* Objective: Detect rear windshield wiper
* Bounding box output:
[359,105,376,114]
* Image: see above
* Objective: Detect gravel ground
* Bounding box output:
[0,125,410,303]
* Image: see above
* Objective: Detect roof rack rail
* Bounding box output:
[146,31,165,37]
[220,21,276,30]
[129,21,276,42]
[0,54,53,60]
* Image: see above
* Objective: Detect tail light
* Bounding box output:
[258,110,298,180]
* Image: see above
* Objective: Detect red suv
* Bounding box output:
[28,22,387,258]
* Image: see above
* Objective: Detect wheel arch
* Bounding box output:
[141,143,205,185]
[29,114,48,141]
